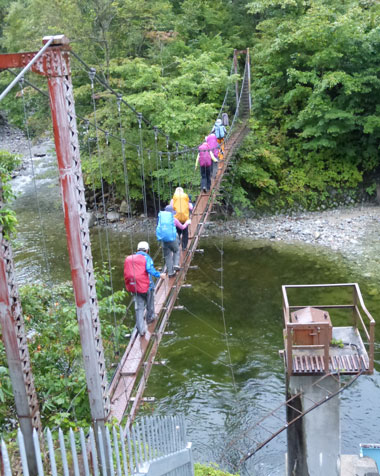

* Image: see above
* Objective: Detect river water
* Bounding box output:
[9,147,380,475]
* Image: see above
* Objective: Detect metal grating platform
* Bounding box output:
[289,352,369,374]
[282,326,371,375]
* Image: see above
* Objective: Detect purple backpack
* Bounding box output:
[198,142,212,167]
[206,134,219,158]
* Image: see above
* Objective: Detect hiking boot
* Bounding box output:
[168,273,176,278]
[174,265,180,271]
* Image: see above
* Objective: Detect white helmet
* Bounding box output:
[215,118,222,125]
[137,241,149,252]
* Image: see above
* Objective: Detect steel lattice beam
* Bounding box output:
[0,183,41,475]
[40,38,110,425]
[0,35,110,438]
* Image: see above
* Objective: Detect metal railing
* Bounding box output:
[1,415,194,476]
[282,283,375,375]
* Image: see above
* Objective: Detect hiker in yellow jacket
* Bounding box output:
[170,187,193,251]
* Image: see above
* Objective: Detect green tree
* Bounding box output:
[0,150,20,238]
[232,0,380,212]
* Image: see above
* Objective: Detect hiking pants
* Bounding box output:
[217,138,225,157]
[177,227,189,251]
[212,160,218,179]
[163,237,180,275]
[200,165,211,191]
[134,288,155,335]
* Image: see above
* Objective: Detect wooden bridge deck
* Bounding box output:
[108,122,249,424]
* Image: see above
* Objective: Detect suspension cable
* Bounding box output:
[147,149,157,217]
[88,67,119,358]
[85,126,105,265]
[217,240,237,392]
[19,76,52,282]
[116,95,132,221]
[0,37,53,101]
[70,50,168,141]
[154,127,162,211]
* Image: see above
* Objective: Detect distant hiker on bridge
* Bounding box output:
[212,118,227,159]
[170,187,192,251]
[206,133,220,179]
[156,206,180,278]
[124,241,165,336]
[195,140,217,193]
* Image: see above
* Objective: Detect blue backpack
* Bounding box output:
[214,123,225,139]
[156,211,177,242]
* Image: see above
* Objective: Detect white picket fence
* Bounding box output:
[1,415,194,476]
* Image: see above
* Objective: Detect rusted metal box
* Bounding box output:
[290,307,332,345]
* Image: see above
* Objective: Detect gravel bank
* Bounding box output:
[205,205,380,280]
[0,122,31,156]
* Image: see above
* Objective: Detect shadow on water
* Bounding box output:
[10,150,380,475]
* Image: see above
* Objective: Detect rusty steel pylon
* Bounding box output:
[0,35,110,446]
[0,181,41,474]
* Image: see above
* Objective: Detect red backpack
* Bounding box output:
[124,254,150,293]
[198,142,212,167]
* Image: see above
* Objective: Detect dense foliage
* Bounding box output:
[1,0,380,212]
[0,150,20,238]
[0,274,130,431]
[194,463,239,476]
[232,0,380,212]
[0,0,251,208]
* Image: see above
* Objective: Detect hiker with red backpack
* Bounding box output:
[195,140,218,193]
[170,187,193,251]
[123,241,165,336]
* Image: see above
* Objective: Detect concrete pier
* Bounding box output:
[287,375,341,476]
[340,455,379,475]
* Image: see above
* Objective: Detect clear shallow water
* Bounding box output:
[10,149,380,475]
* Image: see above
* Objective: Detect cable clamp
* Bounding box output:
[116,93,122,111]
[88,67,96,85]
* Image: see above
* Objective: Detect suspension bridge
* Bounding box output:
[0,35,376,476]
[0,34,252,472]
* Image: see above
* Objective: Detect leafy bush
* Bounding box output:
[195,463,239,476]
[0,272,130,431]
[0,150,20,238]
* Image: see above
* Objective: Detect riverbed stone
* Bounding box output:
[119,200,128,214]
[87,212,97,228]
[107,211,120,222]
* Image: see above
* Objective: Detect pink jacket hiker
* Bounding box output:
[206,133,219,159]
[198,142,213,167]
